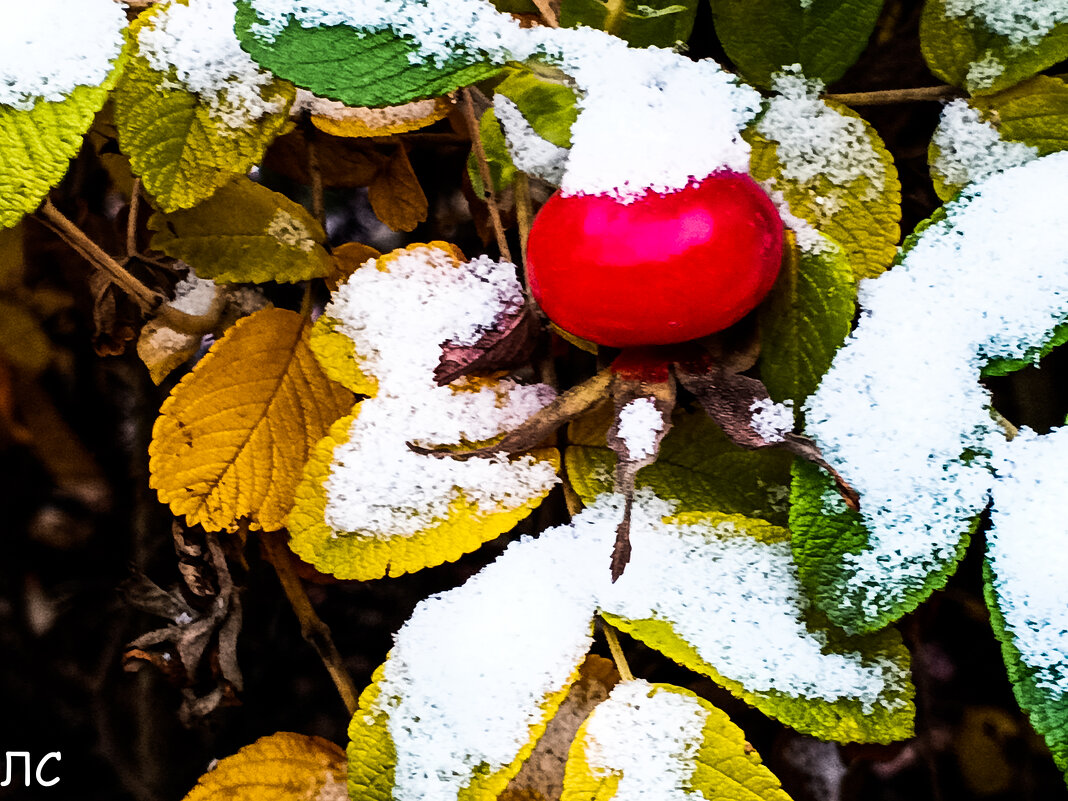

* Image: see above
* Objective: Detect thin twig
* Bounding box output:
[823,85,960,106]
[461,89,512,263]
[127,178,142,258]
[531,0,559,27]
[515,172,533,263]
[261,530,360,716]
[601,620,634,682]
[38,198,161,313]
[306,129,327,230]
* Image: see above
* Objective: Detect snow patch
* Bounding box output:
[0,0,125,109]
[494,96,568,186]
[931,100,1037,190]
[616,398,663,460]
[749,398,794,443]
[944,0,1068,45]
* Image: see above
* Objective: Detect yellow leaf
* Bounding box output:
[182,731,346,801]
[309,94,453,138]
[562,681,793,801]
[149,308,354,532]
[368,145,428,232]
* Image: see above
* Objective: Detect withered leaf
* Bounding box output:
[369,145,429,232]
[435,305,540,385]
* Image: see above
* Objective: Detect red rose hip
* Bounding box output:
[525,172,784,347]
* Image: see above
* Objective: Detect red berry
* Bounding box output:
[525,172,784,348]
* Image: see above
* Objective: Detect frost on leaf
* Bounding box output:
[562,681,793,801]
[182,731,347,801]
[0,0,126,229]
[929,99,1037,201]
[986,428,1068,779]
[238,0,761,200]
[295,89,454,138]
[149,308,354,532]
[748,70,901,280]
[287,243,560,580]
[114,0,294,211]
[793,152,1068,634]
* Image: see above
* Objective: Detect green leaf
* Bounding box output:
[602,511,915,743]
[920,0,1068,95]
[565,403,793,525]
[710,0,885,89]
[0,78,121,230]
[496,69,579,148]
[562,681,794,800]
[114,9,294,212]
[746,100,901,281]
[234,1,502,108]
[789,459,976,634]
[560,0,699,48]
[148,178,332,283]
[759,231,855,409]
[347,664,397,801]
[972,76,1068,155]
[467,108,517,197]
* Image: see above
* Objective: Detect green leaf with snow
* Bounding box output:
[148,178,332,283]
[0,82,120,230]
[347,665,396,801]
[602,510,915,743]
[495,69,579,148]
[562,681,793,801]
[747,95,901,281]
[759,231,855,410]
[789,460,976,634]
[234,1,501,108]
[560,0,699,48]
[972,76,1068,155]
[113,5,294,213]
[709,0,885,89]
[983,429,1068,782]
[467,108,517,197]
[920,0,1068,95]
[566,403,792,525]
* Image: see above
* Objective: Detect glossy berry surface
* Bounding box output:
[526,172,784,347]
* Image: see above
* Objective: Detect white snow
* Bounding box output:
[246,0,761,200]
[138,0,286,128]
[931,100,1037,191]
[988,428,1068,694]
[0,0,126,109]
[170,271,222,316]
[757,69,886,218]
[764,187,836,255]
[749,398,794,443]
[368,492,909,800]
[582,681,707,799]
[616,398,664,460]
[965,51,1006,91]
[804,152,1068,622]
[944,0,1068,45]
[494,96,568,186]
[322,245,558,536]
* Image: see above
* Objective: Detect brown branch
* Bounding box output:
[515,172,533,263]
[127,178,142,258]
[823,85,961,106]
[38,198,161,313]
[306,128,326,229]
[461,89,512,263]
[601,620,634,682]
[261,531,359,716]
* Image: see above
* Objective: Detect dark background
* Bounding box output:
[3,0,1068,799]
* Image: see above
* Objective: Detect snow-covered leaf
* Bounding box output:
[747,77,900,281]
[182,731,346,801]
[234,0,503,108]
[148,178,332,283]
[0,0,126,228]
[561,681,793,800]
[920,0,1068,95]
[792,152,1068,633]
[970,76,1068,155]
[759,230,855,410]
[150,308,354,532]
[288,244,560,579]
[114,1,294,212]
[601,504,914,743]
[496,70,579,149]
[566,402,793,526]
[985,428,1068,782]
[710,0,885,89]
[559,0,699,48]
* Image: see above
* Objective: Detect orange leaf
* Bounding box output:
[368,146,428,232]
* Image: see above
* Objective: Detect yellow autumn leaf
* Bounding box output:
[308,94,453,138]
[368,145,428,232]
[182,731,346,801]
[149,308,353,532]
